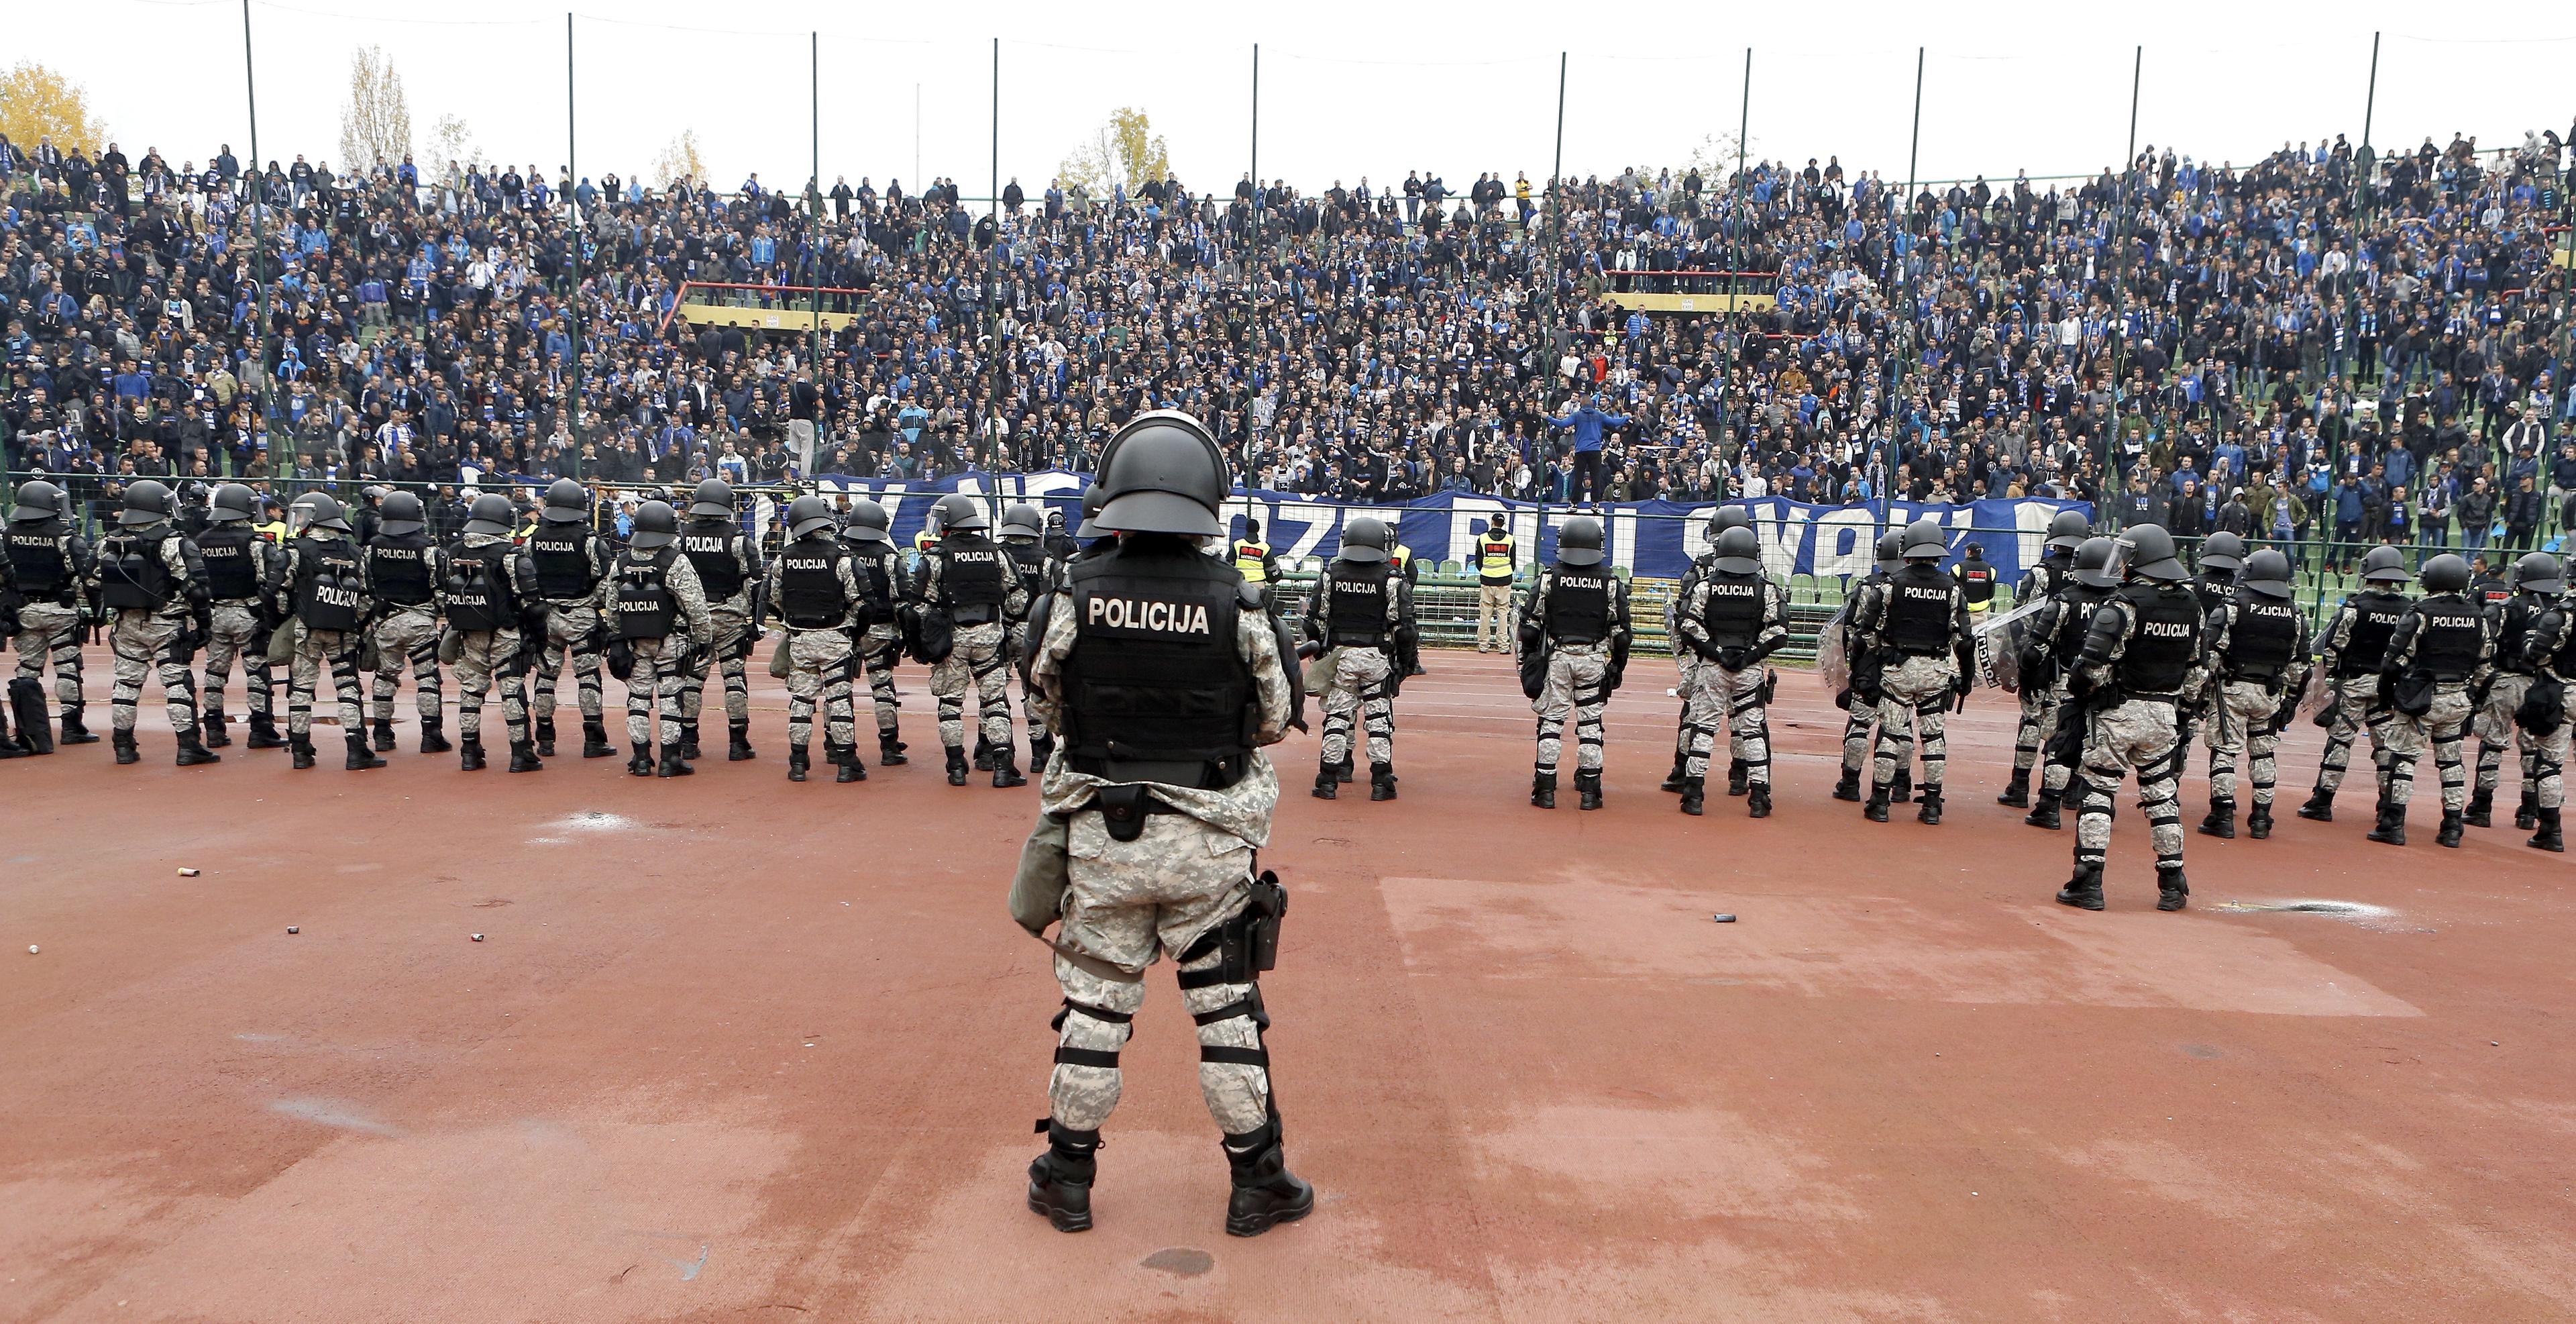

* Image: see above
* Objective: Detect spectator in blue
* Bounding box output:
[2330,473,2367,572]
[1550,391,1629,507]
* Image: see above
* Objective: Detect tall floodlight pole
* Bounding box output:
[242,0,268,436]
[810,32,822,401]
[1544,52,1566,351]
[2104,46,2141,482]
[1250,44,1260,271]
[1717,48,1749,502]
[1884,45,1923,529]
[567,13,584,458]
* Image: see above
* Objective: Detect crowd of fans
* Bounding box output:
[3,121,2574,566]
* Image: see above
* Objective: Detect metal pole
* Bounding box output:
[989,38,1003,470]
[810,29,822,472]
[990,38,1000,219]
[1886,44,1922,529]
[241,0,267,436]
[1249,43,1259,272]
[2105,45,2140,483]
[2347,32,2378,402]
[1544,52,1566,348]
[566,13,583,459]
[1718,48,1749,503]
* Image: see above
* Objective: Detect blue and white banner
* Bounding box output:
[810,472,2090,584]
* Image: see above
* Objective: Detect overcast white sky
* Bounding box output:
[19,0,2576,198]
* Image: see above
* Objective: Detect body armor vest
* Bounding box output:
[2117,582,2202,695]
[195,525,263,601]
[1697,572,1764,648]
[2496,598,2540,674]
[528,523,600,601]
[1325,560,1392,648]
[1545,568,1612,644]
[5,526,72,597]
[2406,598,2484,682]
[2224,599,2299,682]
[1957,562,1996,607]
[366,532,435,607]
[938,538,1008,623]
[1883,564,1957,656]
[679,523,748,602]
[100,528,178,612]
[614,548,679,640]
[442,542,518,632]
[292,537,363,630]
[2337,591,2410,675]
[1060,547,1254,788]
[777,540,850,629]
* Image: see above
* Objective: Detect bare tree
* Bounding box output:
[1057,107,1173,194]
[337,45,413,172]
[651,130,706,189]
[427,113,478,177]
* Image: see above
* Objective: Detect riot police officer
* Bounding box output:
[2469,552,2559,831]
[606,499,714,776]
[1518,516,1631,811]
[193,483,288,751]
[2368,554,2493,848]
[83,480,218,767]
[2512,558,2571,852]
[2000,509,2090,807]
[2197,548,2312,840]
[767,495,868,783]
[1673,525,1788,817]
[441,493,546,773]
[1000,502,1055,771]
[1016,410,1309,1238]
[1666,507,1750,795]
[1832,529,1907,803]
[2021,537,2124,829]
[363,491,449,754]
[527,478,617,760]
[2298,545,2414,823]
[1305,515,1416,801]
[274,491,375,771]
[1851,519,1974,824]
[1040,507,1078,565]
[674,478,763,763]
[2178,531,2249,782]
[6,479,99,748]
[2057,524,2208,913]
[839,500,911,766]
[914,492,1026,787]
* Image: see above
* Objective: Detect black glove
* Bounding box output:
[1719,647,1749,672]
[1834,687,1854,711]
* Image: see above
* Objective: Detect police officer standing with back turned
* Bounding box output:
[441,493,546,773]
[767,495,868,784]
[193,483,286,752]
[362,491,449,755]
[1666,507,1749,795]
[2196,548,2312,841]
[1000,502,1056,771]
[527,478,617,760]
[2000,509,2090,807]
[2512,557,2571,852]
[1472,511,1517,652]
[1018,410,1309,1239]
[85,480,219,767]
[2180,531,2247,786]
[1305,515,1415,802]
[1852,519,1974,824]
[2469,552,2558,831]
[7,479,100,748]
[1832,529,1907,803]
[1519,515,1630,811]
[916,491,1026,787]
[838,499,911,766]
[675,478,763,764]
[2367,554,2492,848]
[605,499,713,777]
[1674,523,1788,818]
[2056,524,2208,913]
[273,491,375,771]
[2022,536,2124,829]
[2297,545,2414,823]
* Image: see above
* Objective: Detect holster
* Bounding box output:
[2516,678,2566,737]
[438,627,464,666]
[1095,784,1155,843]
[1183,868,1289,984]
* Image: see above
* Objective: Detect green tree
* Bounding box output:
[1057,107,1174,193]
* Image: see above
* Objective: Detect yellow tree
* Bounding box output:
[652,130,706,188]
[0,62,109,155]
[1057,107,1173,193]
[337,45,413,172]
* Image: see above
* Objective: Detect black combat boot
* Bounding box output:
[1727,758,1748,797]
[371,718,396,752]
[246,711,287,750]
[507,740,543,773]
[2463,786,2493,829]
[2436,809,2465,848]
[878,731,909,766]
[2025,788,2063,830]
[1369,763,1397,801]
[581,719,615,758]
[1915,786,1945,825]
[2516,788,2540,831]
[1026,1120,1099,1233]
[628,743,654,776]
[201,707,231,748]
[344,732,384,770]
[1996,767,2031,808]
[0,723,22,758]
[2198,797,2237,839]
[2156,866,2190,912]
[175,729,221,766]
[59,705,99,744]
[1864,784,1890,823]
[993,750,1027,788]
[1575,769,1603,811]
[657,741,694,777]
[2365,799,2407,846]
[1679,775,1705,816]
[729,721,756,762]
[1831,768,1862,802]
[1029,734,1055,774]
[1530,772,1556,809]
[290,734,317,770]
[2246,803,2275,839]
[835,744,867,783]
[460,736,488,772]
[1748,782,1772,819]
[945,746,970,786]
[1335,756,1355,784]
[1222,1121,1315,1238]
[419,714,451,754]
[679,721,702,762]
[1890,766,1913,803]
[2528,808,2564,854]
[2055,862,2106,911]
[1312,766,1338,800]
[535,715,557,758]
[1660,751,1688,793]
[787,745,811,782]
[113,729,140,765]
[2296,786,2335,822]
[972,733,994,771]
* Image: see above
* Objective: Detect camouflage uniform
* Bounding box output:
[2070,586,2211,885]
[530,529,613,732]
[276,531,368,742]
[365,561,445,733]
[1853,563,1973,801]
[1303,563,1412,779]
[2309,591,2410,802]
[916,534,1026,760]
[5,521,93,733]
[2521,603,2571,819]
[606,548,714,750]
[86,524,209,742]
[2377,595,2492,817]
[763,542,864,755]
[841,533,910,747]
[2008,553,2073,776]
[198,538,282,738]
[676,517,761,750]
[2198,599,2312,817]
[441,531,544,750]
[1673,568,1788,792]
[1520,566,1633,787]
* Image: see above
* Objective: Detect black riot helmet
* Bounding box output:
[2072,536,2122,589]
[1046,507,1067,531]
[932,492,990,532]
[629,499,680,549]
[1557,516,1607,567]
[2359,544,2410,584]
[2198,531,2247,572]
[1707,505,1752,540]
[541,477,591,523]
[121,479,174,526]
[1092,410,1230,536]
[1900,517,1947,561]
[378,491,428,536]
[2115,523,2187,582]
[2418,552,2471,595]
[211,483,261,523]
[688,477,736,519]
[290,491,350,533]
[1072,485,1110,540]
[999,502,1044,540]
[787,495,838,540]
[2512,551,2565,596]
[1713,525,1760,574]
[2045,509,2091,552]
[842,499,892,542]
[464,493,516,537]
[9,478,66,523]
[2241,549,2296,600]
[1874,529,1904,570]
[1339,516,1392,563]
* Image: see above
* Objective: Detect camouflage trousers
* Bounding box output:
[201,599,272,720]
[12,601,85,710]
[2205,679,2288,807]
[452,628,529,745]
[1533,641,1609,776]
[1676,655,1703,767]
[1047,808,1270,1136]
[2315,674,2394,796]
[1684,661,1769,785]
[1317,644,1394,769]
[1874,655,1957,790]
[2381,682,2472,811]
[2031,681,2082,796]
[1007,621,1046,749]
[531,602,604,721]
[680,604,752,727]
[366,605,443,722]
[109,610,197,737]
[782,626,856,750]
[2010,673,2057,773]
[2528,688,2569,811]
[2076,697,2184,872]
[287,623,363,738]
[2471,672,2538,799]
[857,622,904,736]
[621,635,685,747]
[932,621,1012,754]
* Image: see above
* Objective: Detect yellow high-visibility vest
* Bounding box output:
[252,519,288,544]
[1475,531,1515,581]
[1232,539,1269,582]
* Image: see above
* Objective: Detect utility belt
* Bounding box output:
[1072,753,1249,797]
[2226,664,2284,686]
[951,604,1000,626]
